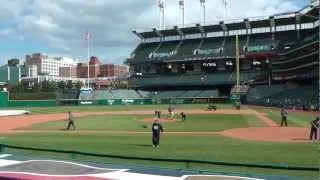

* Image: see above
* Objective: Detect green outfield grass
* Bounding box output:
[2,133,316,166]
[20,114,262,132]
[1,133,318,179]
[13,104,234,115]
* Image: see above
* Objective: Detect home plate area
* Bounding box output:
[0,154,295,180]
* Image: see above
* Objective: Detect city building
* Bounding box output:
[21,54,129,88]
[59,56,129,79]
[25,53,78,77]
[0,59,28,86]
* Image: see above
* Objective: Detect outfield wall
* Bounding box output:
[78,97,229,106]
[8,100,56,107]
[0,91,57,108]
[0,92,9,107]
[1,91,230,107]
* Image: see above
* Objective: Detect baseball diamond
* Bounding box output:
[0,0,319,179]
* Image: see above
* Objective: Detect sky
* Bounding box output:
[0,0,311,65]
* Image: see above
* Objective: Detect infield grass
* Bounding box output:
[20,114,261,132]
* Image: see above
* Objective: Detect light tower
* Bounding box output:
[179,0,185,27]
[200,0,206,25]
[158,0,165,30]
[222,0,228,20]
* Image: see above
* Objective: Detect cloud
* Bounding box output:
[0,0,306,63]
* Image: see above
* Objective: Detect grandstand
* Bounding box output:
[56,1,318,108]
[126,1,319,107]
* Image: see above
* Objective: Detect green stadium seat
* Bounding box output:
[132,42,159,61]
[177,39,201,58]
[152,41,179,59]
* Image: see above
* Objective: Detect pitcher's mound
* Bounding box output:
[143,118,177,123]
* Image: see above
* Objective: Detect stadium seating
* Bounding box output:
[78,92,94,101]
[198,90,219,98]
[246,85,285,103]
[197,37,224,56]
[111,89,141,99]
[153,41,179,59]
[247,34,274,53]
[177,39,201,58]
[152,90,220,99]
[179,90,203,98]
[223,35,247,56]
[135,72,258,88]
[153,91,186,99]
[137,90,151,98]
[94,90,113,99]
[276,31,298,46]
[133,42,159,61]
[266,85,317,108]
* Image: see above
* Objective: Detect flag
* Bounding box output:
[85,31,90,41]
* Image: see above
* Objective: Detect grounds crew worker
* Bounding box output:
[310,117,320,140]
[152,119,163,148]
[280,107,288,127]
[66,111,76,130]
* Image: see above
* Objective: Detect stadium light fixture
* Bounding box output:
[179,0,185,28]
[222,0,228,20]
[158,0,165,30]
[200,0,206,25]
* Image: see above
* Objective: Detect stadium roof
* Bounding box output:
[134,3,319,39]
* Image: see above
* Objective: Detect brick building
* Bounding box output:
[59,56,129,79]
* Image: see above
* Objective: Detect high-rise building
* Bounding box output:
[0,59,28,85]
[25,53,78,76]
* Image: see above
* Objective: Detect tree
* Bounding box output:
[10,82,25,93]
[41,80,49,92]
[66,80,73,89]
[32,82,40,92]
[57,81,66,89]
[75,81,83,90]
[49,81,57,91]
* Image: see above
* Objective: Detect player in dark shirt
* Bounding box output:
[152,119,163,148]
[180,112,186,122]
[280,107,288,127]
[310,117,319,140]
[154,111,161,119]
[66,111,76,130]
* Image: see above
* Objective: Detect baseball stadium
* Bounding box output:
[0,0,319,180]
